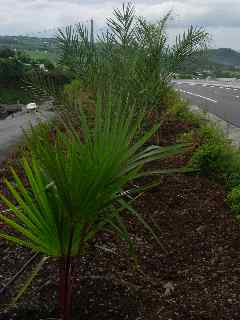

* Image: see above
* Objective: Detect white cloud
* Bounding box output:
[0,0,239,49]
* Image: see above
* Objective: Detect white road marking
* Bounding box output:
[236,96,240,98]
[226,87,231,90]
[180,89,218,103]
[234,89,238,91]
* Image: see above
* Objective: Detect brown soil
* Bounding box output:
[0,117,239,320]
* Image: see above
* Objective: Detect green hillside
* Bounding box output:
[208,48,240,67]
[0,36,59,63]
[1,36,239,68]
[177,48,240,78]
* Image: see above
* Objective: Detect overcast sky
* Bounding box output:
[1,0,240,50]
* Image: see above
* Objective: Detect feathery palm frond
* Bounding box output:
[170,26,209,70]
[107,2,136,47]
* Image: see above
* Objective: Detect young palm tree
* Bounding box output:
[0,96,187,320]
[57,2,208,111]
[26,3,208,123]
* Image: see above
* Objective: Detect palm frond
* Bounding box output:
[170,26,209,70]
[107,2,136,47]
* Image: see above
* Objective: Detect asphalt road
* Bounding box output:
[0,109,54,163]
[173,80,240,127]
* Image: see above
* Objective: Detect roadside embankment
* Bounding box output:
[189,104,240,147]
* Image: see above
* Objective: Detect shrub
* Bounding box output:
[63,79,94,107]
[177,130,196,144]
[64,79,82,97]
[226,186,240,219]
[0,85,30,104]
[166,90,188,115]
[190,130,240,190]
[190,120,240,189]
[191,142,234,179]
[45,68,72,87]
[167,93,203,127]
[197,123,227,145]
[0,57,25,83]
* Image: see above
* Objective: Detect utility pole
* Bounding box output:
[90,19,94,48]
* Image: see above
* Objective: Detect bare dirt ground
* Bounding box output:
[0,117,239,320]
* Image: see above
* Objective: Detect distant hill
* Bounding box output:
[0,36,58,52]
[1,36,240,71]
[208,48,240,67]
[177,48,240,78]
[0,36,59,63]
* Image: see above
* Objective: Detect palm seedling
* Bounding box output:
[0,95,187,320]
